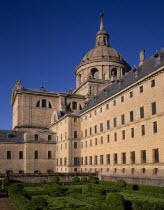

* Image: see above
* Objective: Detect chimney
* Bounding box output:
[139,50,145,66]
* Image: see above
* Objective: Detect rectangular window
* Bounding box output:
[48,135,52,141]
[113,100,116,106]
[130,91,133,98]
[141,150,146,163]
[130,151,135,164]
[81,142,83,148]
[101,136,103,144]
[114,132,117,141]
[34,134,39,140]
[121,114,125,125]
[60,158,62,166]
[72,102,77,109]
[74,131,78,138]
[100,123,103,132]
[121,96,124,102]
[122,130,125,140]
[153,121,158,133]
[89,127,92,135]
[140,107,144,119]
[107,120,110,130]
[19,151,23,159]
[130,111,134,122]
[106,154,110,164]
[95,138,97,145]
[151,79,155,87]
[95,125,97,134]
[114,153,118,164]
[85,157,88,165]
[113,117,117,127]
[152,102,156,115]
[85,129,87,137]
[85,141,87,148]
[141,125,145,136]
[48,151,52,159]
[7,151,11,159]
[42,99,47,108]
[34,151,38,159]
[74,142,78,149]
[106,104,109,110]
[94,155,98,165]
[153,149,159,163]
[100,155,103,164]
[140,86,143,93]
[74,157,80,166]
[122,153,126,164]
[131,128,134,138]
[57,159,58,166]
[95,110,97,115]
[107,134,110,143]
[89,156,92,165]
[100,107,102,113]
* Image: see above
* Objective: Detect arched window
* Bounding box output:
[91,68,99,79]
[111,68,117,76]
[36,99,52,108]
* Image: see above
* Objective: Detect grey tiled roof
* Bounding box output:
[81,49,164,113]
[0,130,25,143]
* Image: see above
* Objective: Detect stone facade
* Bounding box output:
[0,13,163,185]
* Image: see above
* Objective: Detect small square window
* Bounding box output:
[153,168,158,175]
[34,134,39,140]
[151,79,155,87]
[140,86,143,93]
[48,135,52,141]
[130,91,133,98]
[121,96,124,102]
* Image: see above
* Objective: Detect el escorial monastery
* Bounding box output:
[0,13,164,186]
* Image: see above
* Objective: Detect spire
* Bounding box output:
[100,12,104,30]
[95,12,110,47]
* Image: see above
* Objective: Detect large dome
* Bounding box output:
[81,45,123,64]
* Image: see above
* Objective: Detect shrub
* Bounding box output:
[132,200,164,210]
[88,176,98,184]
[51,176,60,184]
[40,180,46,184]
[72,177,79,183]
[114,180,126,188]
[30,196,48,210]
[49,191,59,197]
[8,183,23,195]
[2,177,10,189]
[106,192,125,208]
[80,177,87,183]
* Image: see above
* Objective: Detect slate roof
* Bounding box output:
[81,49,164,113]
[0,130,25,143]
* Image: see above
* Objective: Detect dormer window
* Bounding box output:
[36,99,52,108]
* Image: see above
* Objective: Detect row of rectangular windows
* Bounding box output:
[6,151,53,160]
[83,103,157,138]
[56,122,158,151]
[72,148,159,166]
[82,79,156,121]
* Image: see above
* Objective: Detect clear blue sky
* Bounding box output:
[0,0,163,130]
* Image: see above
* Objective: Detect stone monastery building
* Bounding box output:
[0,13,164,185]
